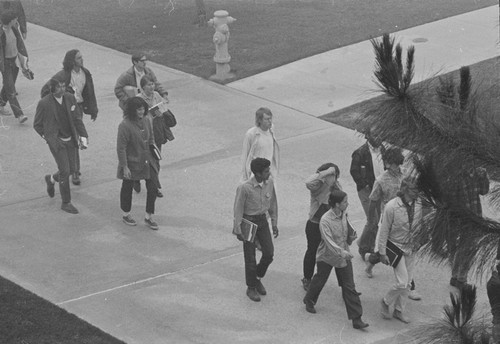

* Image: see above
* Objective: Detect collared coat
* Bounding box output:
[40,67,98,118]
[116,117,157,180]
[350,143,380,191]
[33,92,88,150]
[114,66,166,110]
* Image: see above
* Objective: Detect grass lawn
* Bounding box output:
[320,57,500,130]
[24,0,496,81]
[0,275,125,344]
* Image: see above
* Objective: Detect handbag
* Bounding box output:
[162,109,177,128]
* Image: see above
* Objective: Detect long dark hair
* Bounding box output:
[62,49,79,71]
[123,97,148,121]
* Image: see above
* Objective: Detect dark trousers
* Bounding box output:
[243,214,274,288]
[0,57,23,118]
[305,260,363,320]
[303,220,321,280]
[48,139,77,204]
[120,165,158,214]
[358,222,379,257]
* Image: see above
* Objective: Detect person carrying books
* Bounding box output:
[233,158,278,302]
[378,176,421,324]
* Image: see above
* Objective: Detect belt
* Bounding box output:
[243,213,266,220]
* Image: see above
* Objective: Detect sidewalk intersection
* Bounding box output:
[0,5,498,344]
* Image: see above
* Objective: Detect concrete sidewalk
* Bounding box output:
[228,5,499,117]
[0,5,498,344]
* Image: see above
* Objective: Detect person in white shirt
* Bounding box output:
[241,107,279,183]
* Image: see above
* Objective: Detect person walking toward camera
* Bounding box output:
[241,107,279,182]
[138,74,174,198]
[378,176,421,324]
[301,162,341,291]
[34,79,88,214]
[0,10,28,122]
[233,158,278,302]
[302,190,369,330]
[117,97,159,230]
[41,49,98,186]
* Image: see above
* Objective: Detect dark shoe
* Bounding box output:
[45,174,54,198]
[381,298,391,319]
[301,278,311,291]
[122,214,137,226]
[303,298,316,314]
[71,173,81,186]
[157,190,163,198]
[393,310,410,324]
[352,317,369,329]
[133,180,141,193]
[144,218,159,230]
[18,115,28,124]
[246,287,261,302]
[256,279,267,295]
[356,291,362,296]
[61,202,78,214]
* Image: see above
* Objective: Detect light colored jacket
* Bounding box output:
[240,126,279,182]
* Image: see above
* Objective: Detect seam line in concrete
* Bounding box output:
[57,251,241,306]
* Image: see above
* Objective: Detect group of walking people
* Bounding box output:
[33,49,175,229]
[232,111,495,332]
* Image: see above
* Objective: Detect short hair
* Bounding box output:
[62,49,79,72]
[140,75,155,89]
[48,78,64,94]
[250,158,271,175]
[1,10,17,25]
[123,96,148,120]
[131,52,146,65]
[255,107,273,127]
[316,162,340,178]
[382,147,404,166]
[328,189,347,208]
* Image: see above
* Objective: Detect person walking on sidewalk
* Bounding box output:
[379,176,421,324]
[241,107,279,183]
[301,162,341,291]
[233,158,279,302]
[117,97,159,230]
[115,52,167,194]
[0,10,27,122]
[303,190,368,330]
[351,129,384,259]
[34,79,88,214]
[41,49,99,186]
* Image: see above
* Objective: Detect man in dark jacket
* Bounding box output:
[350,129,384,258]
[487,243,500,344]
[114,52,167,111]
[0,1,26,39]
[41,49,98,185]
[34,79,88,214]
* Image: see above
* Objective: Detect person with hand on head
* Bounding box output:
[34,79,88,214]
[233,158,278,302]
[117,97,159,230]
[41,49,99,186]
[301,162,341,291]
[302,190,368,330]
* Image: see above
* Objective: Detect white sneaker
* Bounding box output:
[408,290,422,301]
